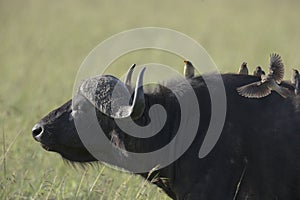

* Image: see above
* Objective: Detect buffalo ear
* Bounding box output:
[110,131,128,157]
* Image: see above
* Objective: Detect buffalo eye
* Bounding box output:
[71,96,95,120]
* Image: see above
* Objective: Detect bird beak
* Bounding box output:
[184,60,187,64]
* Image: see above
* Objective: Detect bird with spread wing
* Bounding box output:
[237,53,291,98]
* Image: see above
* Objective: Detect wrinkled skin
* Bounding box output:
[33,74,300,200]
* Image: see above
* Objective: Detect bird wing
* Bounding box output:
[237,81,271,98]
[269,53,284,83]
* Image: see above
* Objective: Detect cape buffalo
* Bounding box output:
[32,69,300,200]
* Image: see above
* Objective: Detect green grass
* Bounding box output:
[1,0,300,199]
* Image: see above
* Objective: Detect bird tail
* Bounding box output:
[276,86,291,98]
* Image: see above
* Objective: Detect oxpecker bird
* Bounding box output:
[291,69,300,95]
[238,62,248,75]
[253,66,265,77]
[184,60,195,79]
[237,53,290,98]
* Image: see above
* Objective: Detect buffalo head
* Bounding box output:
[32,66,146,162]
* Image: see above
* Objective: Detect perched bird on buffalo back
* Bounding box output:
[237,53,291,98]
[183,60,195,79]
[291,69,300,95]
[253,66,265,77]
[238,62,248,75]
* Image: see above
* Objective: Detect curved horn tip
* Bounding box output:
[135,67,147,86]
[125,64,136,78]
[135,67,146,94]
[126,64,136,76]
[130,63,136,70]
[124,63,137,91]
[138,67,146,78]
[130,67,146,119]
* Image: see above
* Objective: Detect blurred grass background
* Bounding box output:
[1,0,300,199]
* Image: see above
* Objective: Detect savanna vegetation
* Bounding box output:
[1,0,300,199]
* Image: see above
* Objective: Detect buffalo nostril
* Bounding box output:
[32,124,44,141]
